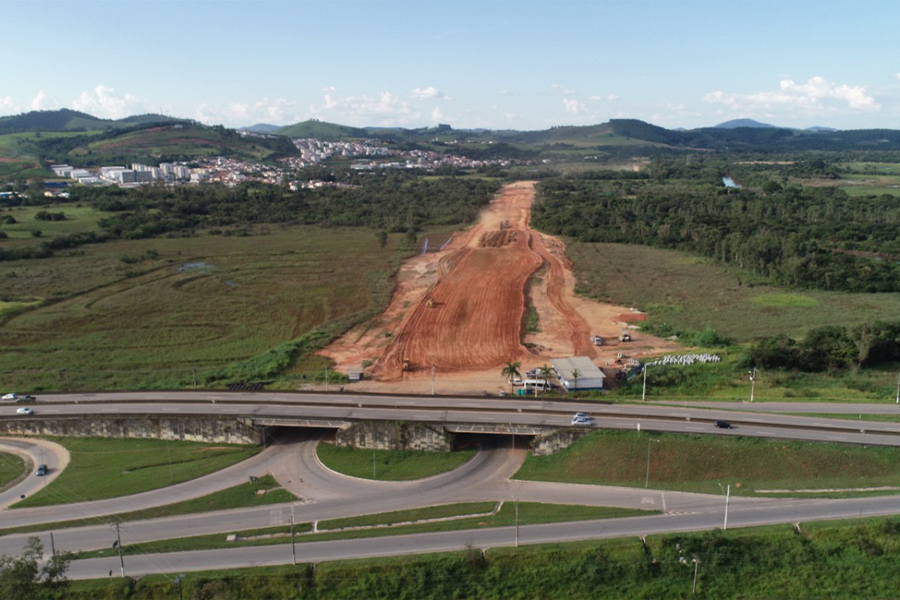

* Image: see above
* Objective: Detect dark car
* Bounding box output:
[714,420,733,429]
[16,395,36,403]
[35,464,47,476]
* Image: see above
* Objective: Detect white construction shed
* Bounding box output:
[551,356,605,391]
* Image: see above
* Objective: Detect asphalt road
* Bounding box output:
[0,438,68,509]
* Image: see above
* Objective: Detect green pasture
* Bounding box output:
[316,444,477,480]
[0,203,104,244]
[839,161,900,175]
[567,241,900,342]
[81,127,272,162]
[0,224,414,391]
[12,437,259,507]
[515,429,900,497]
[0,451,26,489]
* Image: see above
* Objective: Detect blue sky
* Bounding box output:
[3,0,899,130]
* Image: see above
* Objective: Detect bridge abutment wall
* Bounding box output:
[0,416,259,445]
[335,421,454,452]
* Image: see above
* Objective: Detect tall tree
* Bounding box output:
[0,537,70,600]
[501,361,522,393]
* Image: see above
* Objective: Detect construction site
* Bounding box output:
[319,181,680,395]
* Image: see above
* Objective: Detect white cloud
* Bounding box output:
[30,90,51,111]
[72,85,145,119]
[322,86,337,92]
[0,96,21,115]
[551,84,576,96]
[195,97,298,126]
[590,94,619,102]
[562,98,586,115]
[412,86,444,99]
[310,91,420,126]
[431,107,444,122]
[704,76,879,116]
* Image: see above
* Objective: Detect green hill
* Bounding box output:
[0,109,183,134]
[276,119,369,140]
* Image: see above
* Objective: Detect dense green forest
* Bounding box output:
[532,156,900,293]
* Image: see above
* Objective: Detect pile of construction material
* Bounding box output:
[646,353,721,367]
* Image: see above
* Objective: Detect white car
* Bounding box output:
[2,393,19,401]
[571,413,592,426]
[16,407,33,415]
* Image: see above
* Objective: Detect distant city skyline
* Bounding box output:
[3,0,899,131]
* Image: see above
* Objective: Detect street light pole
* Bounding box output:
[749,368,757,402]
[895,372,899,404]
[431,366,435,396]
[723,484,730,530]
[642,364,648,401]
[512,497,519,547]
[645,439,659,488]
[692,558,700,595]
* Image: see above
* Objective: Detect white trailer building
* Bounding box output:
[551,356,605,391]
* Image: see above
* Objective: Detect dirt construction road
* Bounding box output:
[320,182,679,392]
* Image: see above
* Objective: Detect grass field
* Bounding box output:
[0,224,417,391]
[0,203,105,245]
[0,451,26,489]
[514,429,900,497]
[65,516,900,599]
[316,443,477,480]
[0,475,294,537]
[12,437,259,508]
[568,241,900,342]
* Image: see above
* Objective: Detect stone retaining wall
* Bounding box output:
[0,415,259,445]
[335,421,454,452]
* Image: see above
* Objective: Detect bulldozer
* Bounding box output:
[619,332,633,342]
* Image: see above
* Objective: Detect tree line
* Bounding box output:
[532,159,900,293]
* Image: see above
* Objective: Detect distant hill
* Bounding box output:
[241,123,281,134]
[0,109,184,134]
[276,119,369,139]
[715,118,778,129]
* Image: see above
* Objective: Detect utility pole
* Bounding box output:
[290,506,296,565]
[324,367,329,392]
[115,522,125,577]
[49,532,56,556]
[431,366,435,396]
[513,497,519,547]
[749,368,757,402]
[642,364,648,401]
[723,484,730,530]
[895,372,899,404]
[192,368,197,389]
[692,559,700,596]
[372,448,377,480]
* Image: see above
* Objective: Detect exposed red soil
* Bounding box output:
[618,312,647,322]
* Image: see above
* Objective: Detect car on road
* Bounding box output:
[16,394,36,403]
[35,464,47,476]
[571,413,593,426]
[15,407,34,415]
[2,393,19,401]
[714,420,733,429]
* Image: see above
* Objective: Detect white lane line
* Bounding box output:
[162,408,181,412]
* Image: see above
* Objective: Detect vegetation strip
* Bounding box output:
[71,502,654,559]
[316,444,477,481]
[0,475,295,537]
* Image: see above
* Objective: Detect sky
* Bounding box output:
[3,0,900,131]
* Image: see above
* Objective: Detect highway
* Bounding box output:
[1,392,899,578]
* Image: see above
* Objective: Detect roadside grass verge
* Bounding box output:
[0,451,26,489]
[12,437,259,508]
[0,475,294,537]
[788,413,900,423]
[514,429,900,497]
[316,443,477,480]
[72,502,654,559]
[66,516,900,599]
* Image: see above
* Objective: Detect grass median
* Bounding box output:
[316,443,477,480]
[0,451,26,489]
[72,501,655,558]
[0,475,295,537]
[515,429,900,498]
[12,437,260,508]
